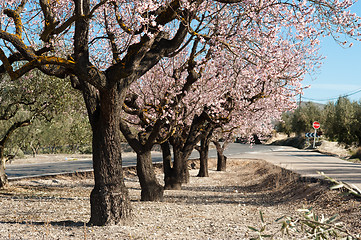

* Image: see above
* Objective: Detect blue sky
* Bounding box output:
[302,1,361,104]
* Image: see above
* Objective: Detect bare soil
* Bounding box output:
[0,158,360,239]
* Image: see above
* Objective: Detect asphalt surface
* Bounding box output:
[5,143,361,191]
[6,144,276,179]
[232,145,361,190]
[5,153,165,179]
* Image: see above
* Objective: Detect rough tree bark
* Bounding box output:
[67,0,132,225]
[217,151,227,171]
[73,1,188,222]
[161,141,180,190]
[213,141,227,171]
[119,114,164,201]
[85,83,131,226]
[173,143,190,184]
[162,138,191,190]
[197,129,213,177]
[196,141,209,177]
[136,149,164,201]
[164,112,214,189]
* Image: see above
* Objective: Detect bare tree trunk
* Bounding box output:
[161,141,172,179]
[85,84,131,226]
[162,144,187,190]
[137,150,163,201]
[197,129,213,177]
[161,141,179,190]
[30,140,39,157]
[119,118,164,201]
[164,113,214,189]
[213,141,227,171]
[217,151,227,171]
[173,145,190,184]
[89,116,131,226]
[197,138,209,177]
[162,141,190,190]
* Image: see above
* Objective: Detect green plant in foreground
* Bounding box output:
[248,211,273,240]
[279,208,357,239]
[248,209,359,240]
[318,171,361,198]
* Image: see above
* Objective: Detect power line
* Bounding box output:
[303,88,361,102]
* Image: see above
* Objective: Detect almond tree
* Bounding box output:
[0,0,360,225]
[127,36,309,187]
[1,0,190,225]
[127,0,331,186]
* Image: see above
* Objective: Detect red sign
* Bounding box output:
[313,121,320,129]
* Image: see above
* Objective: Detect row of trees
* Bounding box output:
[276,97,361,146]
[1,0,360,226]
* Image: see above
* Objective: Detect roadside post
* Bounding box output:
[312,121,320,148]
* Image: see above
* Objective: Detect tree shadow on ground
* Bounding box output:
[0,220,86,227]
[164,180,326,206]
[166,162,330,206]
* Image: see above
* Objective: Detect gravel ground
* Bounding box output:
[1,158,361,240]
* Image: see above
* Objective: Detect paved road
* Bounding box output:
[231,145,361,190]
[5,144,277,179]
[5,153,164,179]
[6,143,361,191]
[6,144,270,179]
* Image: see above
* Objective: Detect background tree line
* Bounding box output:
[1,71,92,159]
[276,97,361,147]
[9,110,92,156]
